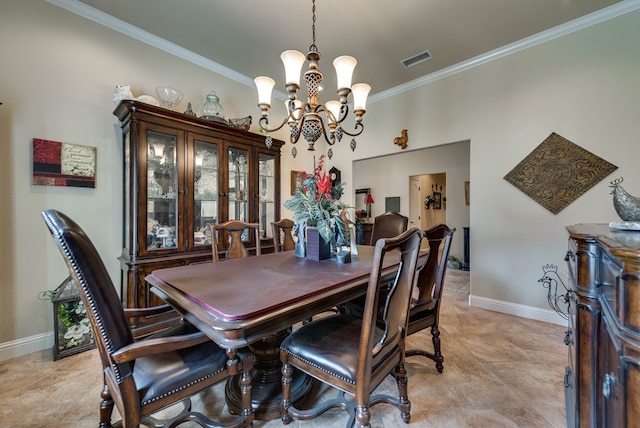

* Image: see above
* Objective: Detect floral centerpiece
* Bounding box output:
[355,209,367,223]
[284,155,351,248]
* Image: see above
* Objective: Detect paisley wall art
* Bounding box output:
[503,132,617,214]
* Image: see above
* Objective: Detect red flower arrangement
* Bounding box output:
[284,155,350,243]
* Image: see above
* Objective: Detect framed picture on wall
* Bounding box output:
[464,181,470,206]
[291,170,303,195]
[433,192,442,210]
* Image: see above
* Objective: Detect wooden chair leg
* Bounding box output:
[280,356,293,425]
[355,404,371,428]
[99,383,114,428]
[394,363,411,423]
[431,324,444,373]
[240,369,253,423]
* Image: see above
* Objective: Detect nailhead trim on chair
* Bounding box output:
[141,368,224,406]
[282,350,356,385]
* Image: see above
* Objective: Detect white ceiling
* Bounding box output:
[63,0,630,100]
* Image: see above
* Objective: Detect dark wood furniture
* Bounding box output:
[344,224,455,373]
[405,224,455,372]
[369,211,409,245]
[42,209,254,428]
[356,222,373,245]
[271,218,296,252]
[280,228,423,427]
[146,246,406,420]
[211,220,261,261]
[114,100,283,315]
[565,224,640,427]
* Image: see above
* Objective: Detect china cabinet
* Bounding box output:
[565,224,640,427]
[114,100,283,312]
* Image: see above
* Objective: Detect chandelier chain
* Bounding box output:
[310,0,317,52]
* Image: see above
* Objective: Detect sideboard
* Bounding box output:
[565,224,640,427]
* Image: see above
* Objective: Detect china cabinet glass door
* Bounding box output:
[193,139,219,248]
[258,152,276,240]
[227,146,249,223]
[146,130,178,251]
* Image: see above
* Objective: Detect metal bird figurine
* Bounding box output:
[610,177,640,221]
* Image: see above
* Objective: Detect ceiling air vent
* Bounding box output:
[401,50,433,68]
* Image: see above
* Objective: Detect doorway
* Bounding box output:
[409,173,446,230]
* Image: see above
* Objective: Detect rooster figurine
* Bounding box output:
[610,177,640,221]
[394,129,408,150]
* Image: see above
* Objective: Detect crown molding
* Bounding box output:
[370,0,640,103]
[49,0,640,105]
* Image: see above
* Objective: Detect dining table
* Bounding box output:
[146,245,404,420]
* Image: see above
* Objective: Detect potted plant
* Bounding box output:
[284,155,351,259]
[447,255,461,270]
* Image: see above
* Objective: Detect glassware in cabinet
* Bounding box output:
[228,146,249,224]
[146,130,179,251]
[258,152,276,239]
[193,139,219,248]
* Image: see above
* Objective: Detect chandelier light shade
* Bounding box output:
[254,0,371,158]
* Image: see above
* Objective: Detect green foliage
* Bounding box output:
[284,155,352,243]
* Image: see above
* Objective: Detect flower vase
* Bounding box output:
[306,226,331,261]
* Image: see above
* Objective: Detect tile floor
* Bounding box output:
[0,269,568,427]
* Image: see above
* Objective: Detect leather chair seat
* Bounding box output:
[281,314,393,385]
[134,339,229,406]
[135,323,253,405]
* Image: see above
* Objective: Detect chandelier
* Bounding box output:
[254,0,371,159]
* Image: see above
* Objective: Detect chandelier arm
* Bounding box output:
[336,122,365,138]
[335,103,349,125]
[321,122,337,146]
[316,103,349,125]
[289,115,304,145]
[257,115,289,134]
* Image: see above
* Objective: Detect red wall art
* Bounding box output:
[32,138,97,188]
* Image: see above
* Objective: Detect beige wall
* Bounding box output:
[350,10,640,319]
[2,0,639,359]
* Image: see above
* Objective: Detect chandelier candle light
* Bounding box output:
[254,0,371,159]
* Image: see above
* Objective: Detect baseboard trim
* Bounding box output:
[1,296,567,361]
[469,294,567,326]
[0,332,54,362]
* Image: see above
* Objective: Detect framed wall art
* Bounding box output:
[433,191,442,210]
[32,138,97,188]
[291,170,303,195]
[464,181,470,206]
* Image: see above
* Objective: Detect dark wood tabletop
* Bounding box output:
[147,245,401,349]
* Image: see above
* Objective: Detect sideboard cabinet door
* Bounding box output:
[565,224,640,427]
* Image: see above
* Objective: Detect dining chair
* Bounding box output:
[280,228,424,428]
[343,224,455,373]
[271,218,296,252]
[369,211,409,245]
[405,224,455,372]
[211,220,261,261]
[42,209,254,428]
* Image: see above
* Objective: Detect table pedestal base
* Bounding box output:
[226,368,311,420]
[225,329,313,420]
